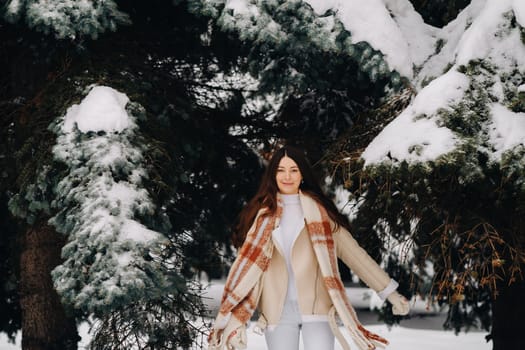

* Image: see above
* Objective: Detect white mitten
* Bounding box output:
[226,325,247,349]
[208,323,247,350]
[208,328,224,350]
[387,291,410,315]
[208,313,232,349]
[220,319,247,350]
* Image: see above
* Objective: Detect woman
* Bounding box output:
[209,146,409,350]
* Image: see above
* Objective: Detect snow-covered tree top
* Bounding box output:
[362,0,525,167]
[4,0,130,39]
[305,0,436,79]
[191,0,422,90]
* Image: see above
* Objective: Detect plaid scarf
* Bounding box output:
[209,193,388,350]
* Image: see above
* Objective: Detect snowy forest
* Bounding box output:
[0,0,524,349]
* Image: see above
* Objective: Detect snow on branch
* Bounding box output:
[362,0,525,167]
[50,86,171,314]
[189,0,426,88]
[3,0,130,40]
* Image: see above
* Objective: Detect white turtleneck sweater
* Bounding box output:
[272,193,305,302]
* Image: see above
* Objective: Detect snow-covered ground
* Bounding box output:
[0,282,492,349]
[0,323,492,350]
[232,323,490,350]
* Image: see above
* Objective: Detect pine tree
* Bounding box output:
[1,0,265,348]
[326,1,525,349]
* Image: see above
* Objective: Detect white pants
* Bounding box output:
[265,301,334,350]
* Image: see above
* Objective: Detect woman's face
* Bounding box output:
[275,156,302,194]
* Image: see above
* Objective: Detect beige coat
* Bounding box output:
[258,222,392,325]
[209,193,401,350]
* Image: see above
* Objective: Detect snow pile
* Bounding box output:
[50,86,171,313]
[62,86,132,133]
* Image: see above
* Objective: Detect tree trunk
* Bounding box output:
[491,278,525,350]
[19,221,78,350]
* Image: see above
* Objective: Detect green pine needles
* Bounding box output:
[336,153,525,332]
[188,0,402,94]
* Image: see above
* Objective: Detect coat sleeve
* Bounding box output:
[334,226,392,293]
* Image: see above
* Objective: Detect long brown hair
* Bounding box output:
[232,145,351,247]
